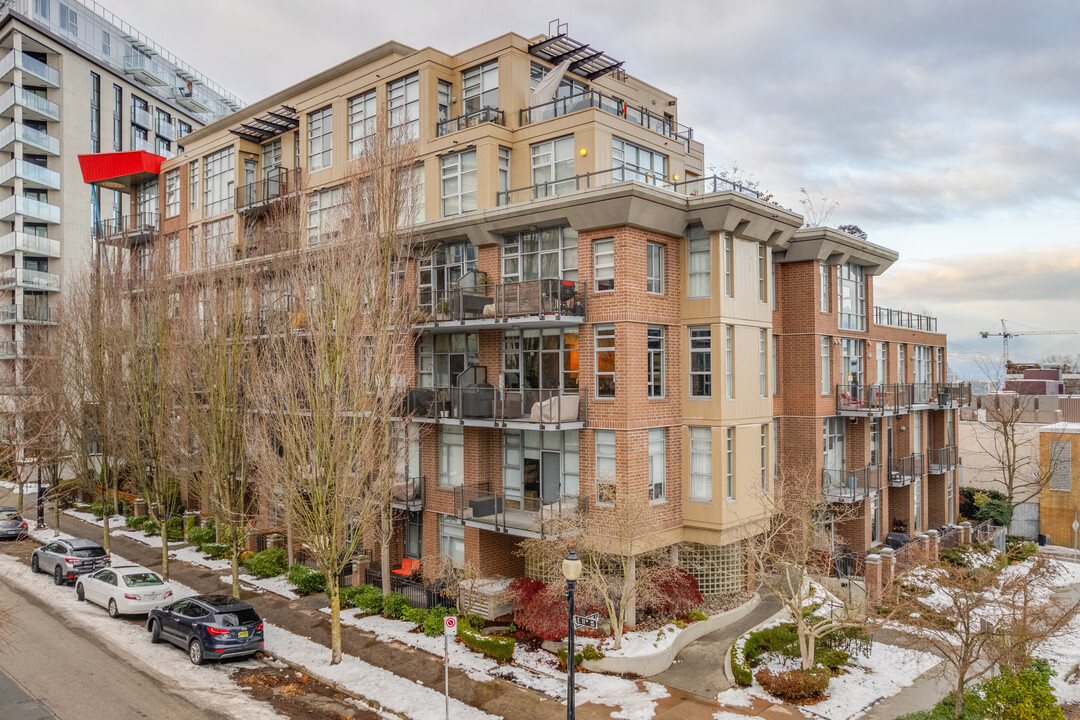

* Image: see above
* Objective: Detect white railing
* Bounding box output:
[0,123,60,155]
[0,232,60,257]
[0,49,60,86]
[0,159,60,190]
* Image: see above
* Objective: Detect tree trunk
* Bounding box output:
[953,673,965,719]
[52,500,60,536]
[803,633,816,671]
[231,545,241,598]
[380,508,391,596]
[101,509,111,553]
[16,479,24,513]
[625,557,636,631]
[160,522,169,580]
[286,515,294,566]
[328,579,342,665]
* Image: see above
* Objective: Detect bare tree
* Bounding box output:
[252,126,418,665]
[798,188,838,227]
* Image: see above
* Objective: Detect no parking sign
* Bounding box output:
[444,615,457,636]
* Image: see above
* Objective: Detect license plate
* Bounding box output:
[238,631,249,638]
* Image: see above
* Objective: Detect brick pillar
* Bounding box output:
[245,530,258,553]
[960,521,972,545]
[925,529,940,561]
[916,533,930,564]
[864,553,882,606]
[352,554,370,588]
[878,547,896,596]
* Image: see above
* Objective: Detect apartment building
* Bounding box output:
[773,228,969,555]
[81,28,966,594]
[0,0,239,394]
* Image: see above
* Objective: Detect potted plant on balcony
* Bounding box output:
[435,299,451,321]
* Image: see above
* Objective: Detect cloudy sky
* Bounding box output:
[107,0,1080,377]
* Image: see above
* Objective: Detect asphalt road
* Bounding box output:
[0,572,232,720]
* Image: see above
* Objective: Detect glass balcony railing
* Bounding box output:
[156,118,176,141]
[124,54,168,86]
[131,106,152,129]
[0,159,60,190]
[520,89,694,149]
[132,136,155,154]
[0,267,61,292]
[0,196,61,224]
[0,49,60,87]
[0,86,60,121]
[436,107,505,137]
[171,85,216,114]
[497,168,759,207]
[0,231,60,257]
[0,123,60,155]
[0,304,52,323]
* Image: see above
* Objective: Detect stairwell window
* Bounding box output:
[724,233,734,298]
[307,106,333,172]
[388,73,420,142]
[595,430,617,504]
[690,427,712,502]
[462,60,498,115]
[438,426,464,488]
[647,326,664,398]
[595,324,615,397]
[725,325,734,399]
[726,427,735,500]
[686,225,710,298]
[203,147,234,217]
[649,428,666,502]
[689,326,711,398]
[440,150,477,217]
[821,336,831,394]
[646,242,665,294]
[593,238,614,291]
[348,90,376,159]
[164,169,179,218]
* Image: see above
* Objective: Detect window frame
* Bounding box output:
[438,514,465,565]
[438,425,464,488]
[647,325,665,399]
[689,326,711,398]
[347,90,376,159]
[388,72,420,142]
[725,325,734,399]
[821,336,831,395]
[307,106,333,172]
[593,238,614,292]
[164,169,179,218]
[594,323,615,398]
[757,243,767,303]
[646,241,665,294]
[440,149,477,217]
[648,427,666,502]
[726,427,735,501]
[689,427,712,503]
[595,429,617,504]
[686,225,710,298]
[723,233,734,298]
[461,59,498,115]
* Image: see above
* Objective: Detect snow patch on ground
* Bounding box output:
[264,621,500,720]
[576,675,669,720]
[222,573,299,601]
[0,551,283,719]
[0,479,46,494]
[169,543,232,571]
[63,509,127,529]
[114,529,183,548]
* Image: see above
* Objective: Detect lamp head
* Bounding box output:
[562,546,582,582]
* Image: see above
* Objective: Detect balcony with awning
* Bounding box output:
[77,150,164,193]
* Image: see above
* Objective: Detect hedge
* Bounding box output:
[755,666,831,703]
[731,641,753,686]
[244,547,288,578]
[459,626,515,662]
[288,563,327,596]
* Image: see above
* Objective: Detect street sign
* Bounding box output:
[444,615,457,636]
[573,613,599,630]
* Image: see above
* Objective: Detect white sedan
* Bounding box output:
[76,565,174,617]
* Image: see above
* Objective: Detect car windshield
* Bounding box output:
[71,547,106,558]
[122,573,163,587]
[0,511,21,521]
[216,608,259,627]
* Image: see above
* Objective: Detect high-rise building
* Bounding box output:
[0,0,240,390]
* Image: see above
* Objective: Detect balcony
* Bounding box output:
[874,306,938,332]
[406,383,586,430]
[0,123,60,155]
[823,465,882,503]
[436,107,505,137]
[124,54,169,87]
[391,475,424,511]
[235,167,295,214]
[453,484,587,538]
[836,383,914,416]
[0,267,61,292]
[928,445,958,475]
[131,136,155,154]
[0,340,16,359]
[935,382,971,408]
[0,159,60,190]
[0,50,60,88]
[0,304,53,324]
[0,232,60,257]
[417,276,586,331]
[172,84,216,114]
[0,86,60,122]
[131,106,153,129]
[156,118,176,141]
[0,196,61,224]
[520,89,693,150]
[888,454,925,487]
[497,167,758,207]
[94,213,159,247]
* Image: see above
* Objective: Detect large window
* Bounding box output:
[612,137,667,184]
[438,80,450,123]
[758,243,768,303]
[462,60,498,115]
[398,163,424,227]
[759,329,768,397]
[306,186,344,244]
[725,325,734,399]
[501,226,578,283]
[690,427,712,502]
[870,418,880,467]
[189,159,199,212]
[649,428,666,501]
[439,515,465,565]
[188,226,199,270]
[203,217,233,267]
[530,61,587,99]
[348,91,376,159]
[440,150,477,216]
[307,106,332,172]
[165,233,178,273]
[821,336,831,394]
[498,146,510,197]
[838,263,866,331]
[90,72,100,153]
[112,84,121,151]
[203,147,234,217]
[646,242,664,294]
[689,326,711,398]
[418,333,478,388]
[595,324,615,397]
[841,338,864,389]
[502,328,578,391]
[438,426,464,488]
[897,343,906,383]
[593,238,614,291]
[877,342,887,384]
[164,169,179,218]
[530,136,575,197]
[870,492,881,545]
[687,225,710,298]
[724,233,734,298]
[419,241,478,306]
[819,261,829,312]
[502,430,580,503]
[726,427,735,500]
[647,326,664,398]
[760,425,769,493]
[388,73,420,142]
[595,430,616,503]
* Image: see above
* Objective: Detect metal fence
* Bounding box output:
[973,520,1006,551]
[939,525,962,550]
[363,566,449,610]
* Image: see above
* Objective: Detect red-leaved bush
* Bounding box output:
[638,566,704,618]
[754,667,830,703]
[507,578,571,641]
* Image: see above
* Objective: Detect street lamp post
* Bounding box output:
[1072,511,1078,564]
[562,547,582,720]
[35,464,44,529]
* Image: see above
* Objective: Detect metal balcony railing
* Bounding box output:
[520,89,693,149]
[0,304,51,323]
[888,454,925,487]
[94,213,159,245]
[406,385,586,428]
[874,306,938,332]
[453,484,587,538]
[822,465,882,503]
[235,167,294,211]
[391,475,425,511]
[928,445,958,474]
[672,175,761,199]
[417,278,586,325]
[0,232,59,257]
[436,107,505,137]
[935,382,971,408]
[0,159,61,190]
[0,50,60,87]
[836,383,914,415]
[497,167,760,207]
[0,86,60,121]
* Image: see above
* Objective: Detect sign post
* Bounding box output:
[573,613,599,630]
[1072,512,1078,564]
[443,615,457,719]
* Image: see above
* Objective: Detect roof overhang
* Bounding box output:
[77,151,164,191]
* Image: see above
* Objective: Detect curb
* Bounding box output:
[260,648,409,720]
[722,607,787,685]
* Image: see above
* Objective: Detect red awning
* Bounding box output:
[78,150,165,191]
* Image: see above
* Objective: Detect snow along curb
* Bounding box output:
[723,606,788,686]
[580,593,761,677]
[260,648,405,720]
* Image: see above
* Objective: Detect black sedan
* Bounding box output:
[148,594,264,665]
[0,507,28,539]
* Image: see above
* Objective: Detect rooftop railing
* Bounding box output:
[520,89,693,149]
[497,168,759,207]
[874,306,938,332]
[124,53,169,86]
[406,385,586,428]
[822,465,881,503]
[436,107,505,137]
[453,483,587,538]
[417,277,586,325]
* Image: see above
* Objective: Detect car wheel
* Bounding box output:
[108,599,119,618]
[76,583,85,602]
[30,555,38,573]
[149,619,162,644]
[53,565,64,586]
[188,638,204,665]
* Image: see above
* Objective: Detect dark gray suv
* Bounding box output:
[31,537,110,585]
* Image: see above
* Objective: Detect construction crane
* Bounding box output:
[979,319,1078,371]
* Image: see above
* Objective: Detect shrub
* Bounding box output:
[641,567,704,618]
[404,607,428,626]
[126,515,148,532]
[731,642,753,686]
[89,501,105,519]
[459,626,515,662]
[744,624,800,667]
[688,608,709,623]
[288,564,327,596]
[507,578,567,641]
[422,606,454,637]
[339,586,364,609]
[894,693,990,720]
[165,516,184,541]
[673,619,687,629]
[244,547,288,578]
[755,667,831,703]
[382,592,411,620]
[1005,538,1039,564]
[978,659,1064,720]
[142,519,160,537]
[979,498,1014,527]
[202,542,229,560]
[351,585,384,614]
[187,525,215,549]
[579,644,604,661]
